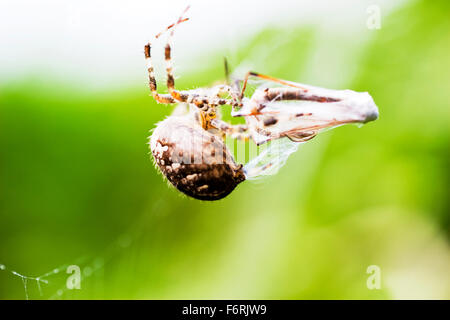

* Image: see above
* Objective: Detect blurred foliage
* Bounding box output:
[0,0,448,299]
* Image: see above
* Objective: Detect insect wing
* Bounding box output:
[233,80,379,143]
[243,137,300,180]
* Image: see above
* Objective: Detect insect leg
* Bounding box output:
[240,71,309,99]
[224,57,230,85]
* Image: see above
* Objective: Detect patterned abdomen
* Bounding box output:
[150,116,245,200]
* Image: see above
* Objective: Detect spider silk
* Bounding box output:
[243,138,299,180]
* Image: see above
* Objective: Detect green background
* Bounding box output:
[0,0,448,299]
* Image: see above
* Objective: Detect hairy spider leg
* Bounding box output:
[155,18,189,40]
[164,7,203,105]
[162,9,238,110]
[144,17,190,104]
[210,119,251,142]
[210,117,311,145]
[144,6,239,132]
[144,44,176,104]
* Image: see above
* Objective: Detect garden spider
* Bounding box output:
[146,6,379,200]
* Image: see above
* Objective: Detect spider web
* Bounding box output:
[0,198,163,300]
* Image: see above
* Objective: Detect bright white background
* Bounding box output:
[0,0,404,89]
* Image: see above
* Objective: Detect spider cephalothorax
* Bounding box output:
[145,6,379,200]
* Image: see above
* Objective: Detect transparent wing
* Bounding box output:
[243,137,300,180]
[232,79,379,145]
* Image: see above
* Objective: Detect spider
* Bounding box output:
[146,6,379,200]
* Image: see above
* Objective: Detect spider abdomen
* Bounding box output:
[150,116,245,200]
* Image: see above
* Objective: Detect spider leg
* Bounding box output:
[210,119,251,141]
[207,84,240,104]
[239,71,312,100]
[163,23,209,106]
[213,117,301,145]
[144,13,190,105]
[164,8,191,103]
[155,17,189,40]
[163,44,238,107]
[214,109,315,145]
[161,9,240,110]
[144,44,175,104]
